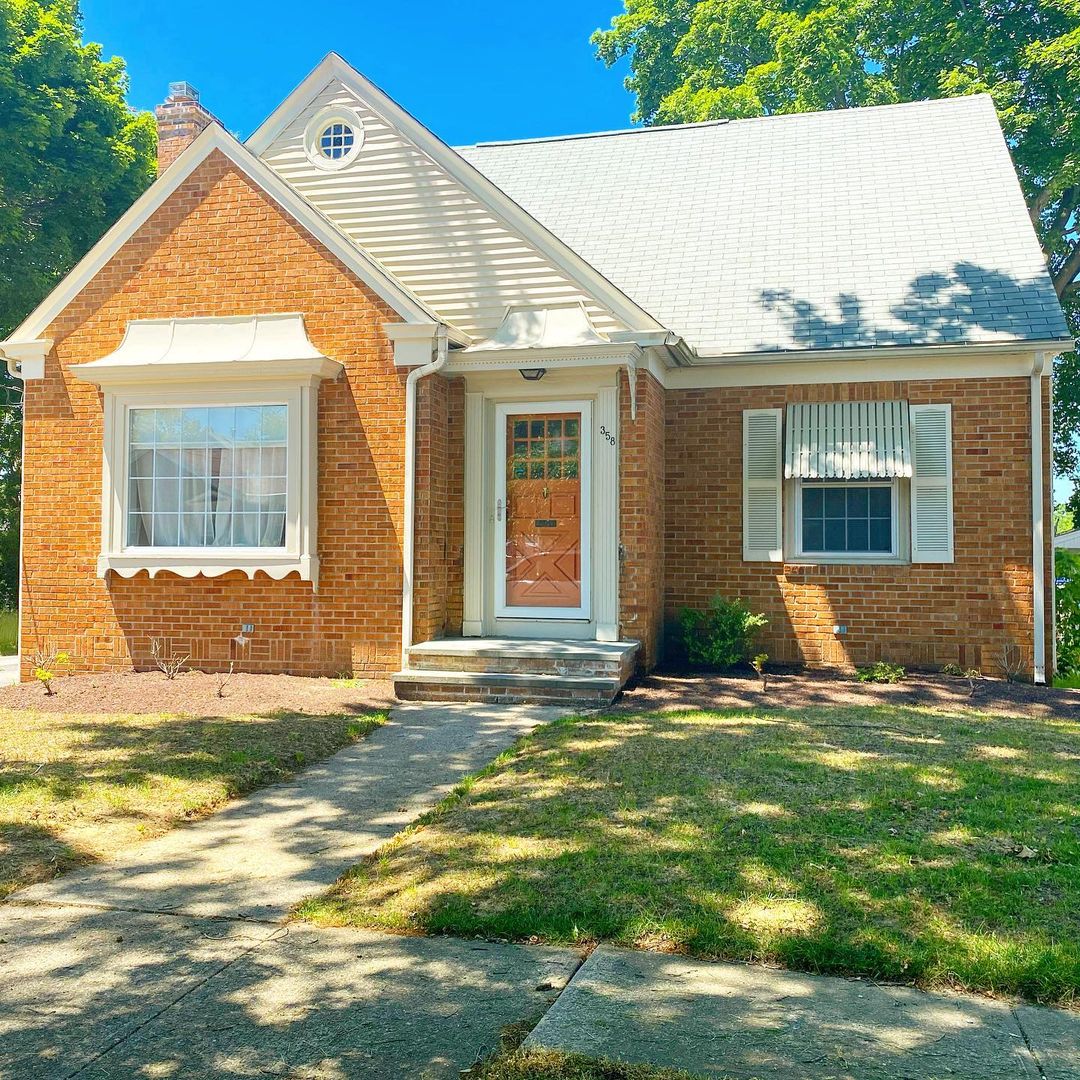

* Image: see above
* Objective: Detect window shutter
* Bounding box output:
[910,404,953,563]
[743,408,783,561]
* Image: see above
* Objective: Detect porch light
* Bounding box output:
[519,367,547,381]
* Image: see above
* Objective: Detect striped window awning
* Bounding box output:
[785,401,912,479]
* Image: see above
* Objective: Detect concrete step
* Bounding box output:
[406,638,638,680]
[393,668,623,706]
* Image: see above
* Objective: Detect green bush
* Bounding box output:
[678,596,767,669]
[1056,548,1080,681]
[856,661,906,684]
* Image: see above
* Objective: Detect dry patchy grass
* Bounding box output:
[0,706,385,896]
[472,1049,705,1080]
[302,705,1080,1006]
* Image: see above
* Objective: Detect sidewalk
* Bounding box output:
[526,946,1080,1080]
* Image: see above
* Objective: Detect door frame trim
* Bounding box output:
[493,400,592,620]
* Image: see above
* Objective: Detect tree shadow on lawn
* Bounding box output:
[309,704,1080,1006]
[0,707,384,897]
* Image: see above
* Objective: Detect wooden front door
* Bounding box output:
[500,410,585,614]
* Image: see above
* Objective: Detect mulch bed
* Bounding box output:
[616,667,1080,719]
[0,669,396,716]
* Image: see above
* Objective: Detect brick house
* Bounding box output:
[1,54,1071,702]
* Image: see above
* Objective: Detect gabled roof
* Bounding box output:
[248,54,664,344]
[8,121,455,345]
[460,96,1072,357]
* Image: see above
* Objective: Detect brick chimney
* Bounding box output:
[154,82,217,172]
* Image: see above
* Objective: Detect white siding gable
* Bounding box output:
[257,78,627,342]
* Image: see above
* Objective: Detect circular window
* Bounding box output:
[304,108,364,170]
[319,122,355,160]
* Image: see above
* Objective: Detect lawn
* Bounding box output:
[302,704,1080,1006]
[0,610,17,655]
[0,706,385,896]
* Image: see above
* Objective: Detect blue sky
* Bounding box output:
[80,0,637,144]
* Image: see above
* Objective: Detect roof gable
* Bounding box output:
[248,54,662,343]
[9,121,446,345]
[460,96,1071,357]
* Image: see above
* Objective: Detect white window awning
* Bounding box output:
[785,401,912,479]
[73,313,343,386]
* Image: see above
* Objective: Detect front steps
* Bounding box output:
[394,638,640,705]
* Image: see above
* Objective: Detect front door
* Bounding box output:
[494,402,591,621]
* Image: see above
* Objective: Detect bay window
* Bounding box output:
[73,313,342,586]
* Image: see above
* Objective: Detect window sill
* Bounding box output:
[98,552,319,588]
[784,555,908,567]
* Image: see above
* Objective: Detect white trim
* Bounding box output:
[8,122,452,344]
[685,339,1075,367]
[247,53,664,336]
[462,392,486,636]
[97,380,322,587]
[493,400,592,621]
[1032,352,1048,683]
[665,350,1064,389]
[790,478,903,563]
[304,105,365,171]
[594,384,620,641]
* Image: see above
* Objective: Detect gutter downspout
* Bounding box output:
[1031,351,1048,685]
[401,324,448,669]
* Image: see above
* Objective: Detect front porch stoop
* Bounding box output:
[394,638,640,705]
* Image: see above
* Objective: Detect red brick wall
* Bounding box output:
[619,370,666,668]
[20,150,457,678]
[665,377,1049,676]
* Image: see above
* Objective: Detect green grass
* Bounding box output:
[0,707,386,896]
[302,704,1080,1006]
[1054,674,1080,689]
[0,610,17,655]
[472,1050,704,1080]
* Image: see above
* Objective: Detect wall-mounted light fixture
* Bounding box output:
[519,367,547,382]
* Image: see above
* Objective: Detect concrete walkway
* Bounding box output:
[527,946,1080,1080]
[2,701,576,1078]
[0,654,19,687]
[17,701,562,920]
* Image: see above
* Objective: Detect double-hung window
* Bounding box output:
[795,479,898,559]
[127,405,288,550]
[742,400,954,565]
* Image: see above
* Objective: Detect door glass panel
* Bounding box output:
[505,412,582,609]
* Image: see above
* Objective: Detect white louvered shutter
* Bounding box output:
[910,404,954,563]
[743,408,783,561]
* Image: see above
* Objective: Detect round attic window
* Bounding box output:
[304,107,364,170]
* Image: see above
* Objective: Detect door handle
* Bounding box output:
[496,498,503,522]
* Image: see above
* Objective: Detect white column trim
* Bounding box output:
[595,382,620,641]
[462,391,485,636]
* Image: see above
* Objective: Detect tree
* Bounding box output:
[0,0,154,607]
[593,0,1080,503]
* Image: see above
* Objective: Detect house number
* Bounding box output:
[600,425,616,446]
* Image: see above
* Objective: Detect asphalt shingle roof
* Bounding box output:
[459,96,1070,357]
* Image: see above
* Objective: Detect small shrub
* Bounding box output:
[678,596,767,669]
[941,662,963,677]
[1056,548,1080,681]
[855,661,906,684]
[750,652,769,691]
[31,648,69,695]
[151,637,189,680]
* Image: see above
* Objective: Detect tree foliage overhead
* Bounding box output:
[593,0,1080,501]
[0,0,154,607]
[0,0,155,338]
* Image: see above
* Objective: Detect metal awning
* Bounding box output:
[785,401,912,479]
[73,313,342,386]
